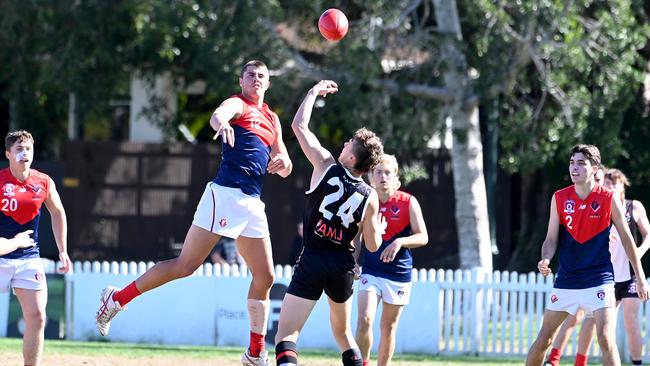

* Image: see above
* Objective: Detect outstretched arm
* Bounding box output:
[291,80,339,179]
[209,97,244,147]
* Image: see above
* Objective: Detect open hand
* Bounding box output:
[210,115,235,147]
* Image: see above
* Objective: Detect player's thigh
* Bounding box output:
[621,297,641,323]
[14,287,47,319]
[177,225,220,267]
[380,302,404,330]
[538,310,570,340]
[276,293,317,343]
[236,236,273,276]
[593,307,617,339]
[328,296,354,333]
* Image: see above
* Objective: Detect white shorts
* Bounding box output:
[546,284,615,315]
[358,273,412,305]
[0,257,47,293]
[192,183,269,239]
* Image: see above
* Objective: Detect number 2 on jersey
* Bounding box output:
[565,215,573,230]
[318,177,364,228]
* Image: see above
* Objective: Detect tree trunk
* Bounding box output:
[434,0,492,271]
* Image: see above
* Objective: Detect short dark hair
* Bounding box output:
[351,128,384,173]
[5,130,34,151]
[569,144,601,167]
[240,60,268,77]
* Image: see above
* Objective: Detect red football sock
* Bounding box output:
[113,281,141,306]
[574,353,588,366]
[547,347,561,366]
[362,360,370,366]
[249,331,265,357]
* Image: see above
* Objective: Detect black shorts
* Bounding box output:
[614,278,639,301]
[287,247,355,303]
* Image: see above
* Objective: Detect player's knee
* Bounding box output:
[253,271,275,289]
[342,348,363,366]
[275,340,298,366]
[356,314,372,330]
[380,319,398,335]
[171,259,201,278]
[596,332,616,350]
[22,307,46,328]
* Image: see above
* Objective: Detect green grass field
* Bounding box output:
[0,338,527,365]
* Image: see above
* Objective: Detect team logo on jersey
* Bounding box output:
[590,201,600,212]
[314,219,343,243]
[628,282,637,294]
[596,289,605,300]
[397,289,405,297]
[563,200,575,214]
[219,218,227,228]
[2,183,15,197]
[29,184,43,195]
[34,273,44,282]
[550,294,558,303]
[390,205,400,214]
[361,277,368,285]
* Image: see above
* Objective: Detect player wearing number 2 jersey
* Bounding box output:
[526,144,649,366]
[274,80,385,366]
[1,130,71,366]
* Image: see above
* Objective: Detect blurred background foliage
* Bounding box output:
[1,0,649,270]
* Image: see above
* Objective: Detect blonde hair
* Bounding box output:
[369,154,401,189]
[605,168,630,187]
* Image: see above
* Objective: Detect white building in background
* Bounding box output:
[129,73,175,142]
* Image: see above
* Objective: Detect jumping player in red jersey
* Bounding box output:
[355,154,428,366]
[527,144,649,366]
[1,130,71,366]
[273,80,385,366]
[96,60,292,366]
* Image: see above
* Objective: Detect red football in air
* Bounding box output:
[318,8,349,41]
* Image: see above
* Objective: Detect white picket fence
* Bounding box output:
[23,261,650,361]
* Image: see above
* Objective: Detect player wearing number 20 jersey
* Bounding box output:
[302,163,373,253]
[0,168,50,259]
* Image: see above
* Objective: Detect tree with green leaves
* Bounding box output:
[1,0,648,271]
